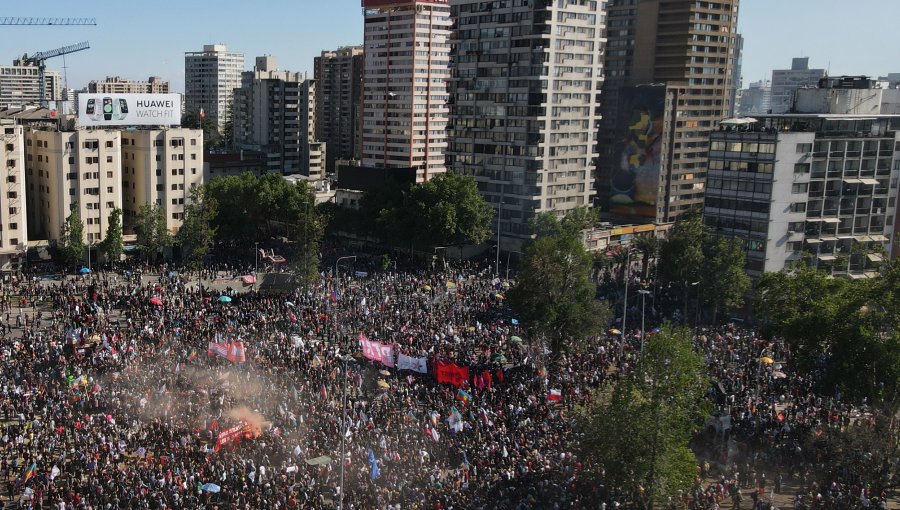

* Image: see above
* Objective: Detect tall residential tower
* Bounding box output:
[184,44,245,130]
[447,0,606,246]
[361,0,451,181]
[315,46,364,173]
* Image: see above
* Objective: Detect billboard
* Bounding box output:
[78,93,181,127]
[608,86,666,219]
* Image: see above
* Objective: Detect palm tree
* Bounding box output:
[611,247,632,285]
[633,234,659,279]
[592,250,610,283]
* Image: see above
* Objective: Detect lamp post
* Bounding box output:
[338,354,353,510]
[638,289,651,354]
[690,280,700,328]
[334,256,357,291]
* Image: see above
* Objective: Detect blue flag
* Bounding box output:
[368,449,380,480]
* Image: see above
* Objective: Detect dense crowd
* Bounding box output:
[0,255,892,509]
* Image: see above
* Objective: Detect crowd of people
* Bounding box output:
[0,252,891,509]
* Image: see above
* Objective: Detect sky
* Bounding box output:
[0,0,896,92]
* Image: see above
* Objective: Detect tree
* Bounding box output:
[507,219,609,359]
[659,208,708,319]
[135,203,173,261]
[177,187,218,271]
[578,325,708,508]
[99,208,124,265]
[633,233,659,279]
[701,237,750,323]
[181,109,221,150]
[59,204,85,269]
[395,172,495,248]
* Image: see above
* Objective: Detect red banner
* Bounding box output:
[435,361,469,387]
[227,341,246,363]
[359,334,394,368]
[214,421,253,452]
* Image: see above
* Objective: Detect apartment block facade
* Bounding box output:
[704,115,900,278]
[361,0,452,181]
[597,0,740,225]
[447,0,606,245]
[769,57,826,114]
[88,76,170,94]
[185,44,245,130]
[25,129,123,245]
[233,57,325,177]
[315,46,364,173]
[0,63,61,106]
[121,129,204,234]
[0,123,27,267]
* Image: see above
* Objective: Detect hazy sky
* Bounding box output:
[0,0,896,92]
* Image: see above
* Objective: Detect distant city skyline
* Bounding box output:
[0,0,895,93]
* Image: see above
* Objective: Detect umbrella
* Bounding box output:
[423,285,432,291]
[772,370,787,379]
[377,380,390,390]
[241,275,255,284]
[609,328,622,335]
[759,356,775,364]
[379,369,390,376]
[494,293,505,300]
[218,296,232,303]
[510,336,523,344]
[201,483,221,493]
[148,297,163,306]
[492,353,508,364]
[79,267,90,274]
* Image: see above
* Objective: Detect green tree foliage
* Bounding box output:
[578,325,708,507]
[659,209,708,317]
[633,233,659,279]
[205,173,323,283]
[531,206,597,239]
[701,237,751,323]
[99,208,124,265]
[181,109,220,149]
[507,212,609,359]
[177,187,218,271]
[59,204,85,269]
[135,203,173,261]
[756,263,900,404]
[393,172,495,247]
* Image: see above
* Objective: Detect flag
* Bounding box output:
[368,449,380,480]
[547,389,562,402]
[22,462,37,483]
[227,341,246,363]
[448,406,464,434]
[199,108,205,119]
[457,388,473,406]
[429,411,440,427]
[319,382,328,401]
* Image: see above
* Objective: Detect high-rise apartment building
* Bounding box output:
[769,57,826,114]
[736,80,771,115]
[25,129,123,245]
[88,76,170,94]
[361,0,451,181]
[0,62,61,106]
[597,0,740,225]
[121,129,204,234]
[704,114,899,278]
[315,46,364,173]
[0,123,28,267]
[233,56,326,177]
[185,44,245,130]
[447,0,606,245]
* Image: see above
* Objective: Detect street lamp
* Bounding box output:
[338,354,354,510]
[334,256,357,291]
[638,289,651,354]
[690,280,701,328]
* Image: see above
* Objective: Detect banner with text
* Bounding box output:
[359,334,394,368]
[78,93,182,127]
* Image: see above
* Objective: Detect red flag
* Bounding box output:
[547,389,562,402]
[227,341,246,363]
[319,382,328,401]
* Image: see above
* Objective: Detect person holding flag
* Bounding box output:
[368,449,380,480]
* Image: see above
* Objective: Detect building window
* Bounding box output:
[107,171,113,178]
[794,163,810,174]
[107,187,113,193]
[789,202,806,213]
[107,156,113,163]
[796,143,812,154]
[791,183,808,194]
[68,157,75,165]
[6,192,15,199]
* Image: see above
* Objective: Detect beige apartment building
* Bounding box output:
[447,0,606,245]
[598,0,740,225]
[0,123,28,268]
[315,46,364,173]
[121,128,204,234]
[361,0,451,181]
[25,128,123,245]
[88,76,170,94]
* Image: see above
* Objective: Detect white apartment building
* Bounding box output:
[121,129,204,234]
[185,44,245,130]
[25,129,123,246]
[361,0,451,181]
[233,56,326,178]
[0,123,28,268]
[88,76,170,94]
[0,63,61,106]
[447,0,605,245]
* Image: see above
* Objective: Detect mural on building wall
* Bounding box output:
[609,86,666,219]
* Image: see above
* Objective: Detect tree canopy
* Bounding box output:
[135,203,173,261]
[177,187,218,271]
[578,325,708,507]
[507,210,609,359]
[59,205,85,269]
[99,208,124,265]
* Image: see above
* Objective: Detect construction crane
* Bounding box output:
[0,17,96,25]
[18,41,90,107]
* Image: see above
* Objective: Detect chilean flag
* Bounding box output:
[547,389,562,402]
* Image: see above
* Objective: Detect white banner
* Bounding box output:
[397,354,427,373]
[78,93,181,127]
